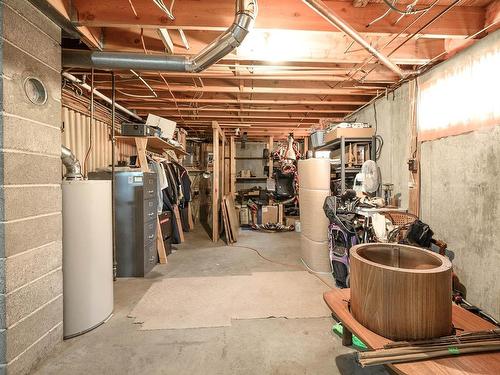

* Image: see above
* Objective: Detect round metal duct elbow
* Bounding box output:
[62,0,258,73]
[61,145,83,181]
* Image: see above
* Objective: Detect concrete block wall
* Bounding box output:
[0,1,63,374]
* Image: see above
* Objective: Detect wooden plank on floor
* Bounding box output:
[173,204,185,243]
[224,194,239,242]
[156,217,167,264]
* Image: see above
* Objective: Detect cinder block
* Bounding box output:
[5,296,62,362]
[0,115,60,156]
[0,186,61,221]
[0,152,61,186]
[1,42,61,127]
[3,0,60,42]
[0,213,62,258]
[4,269,62,327]
[5,323,62,375]
[5,242,62,293]
[1,3,60,69]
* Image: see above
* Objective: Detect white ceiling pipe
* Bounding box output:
[302,0,405,78]
[63,72,143,121]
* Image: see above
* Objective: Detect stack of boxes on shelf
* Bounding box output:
[298,159,331,273]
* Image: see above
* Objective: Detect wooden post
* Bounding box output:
[212,121,220,242]
[408,80,420,216]
[303,137,309,155]
[221,133,226,196]
[230,136,236,194]
[267,136,274,177]
[135,137,149,172]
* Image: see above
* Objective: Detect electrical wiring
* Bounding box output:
[381,0,432,15]
[232,245,335,289]
[153,0,175,20]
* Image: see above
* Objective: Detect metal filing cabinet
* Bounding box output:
[89,171,158,277]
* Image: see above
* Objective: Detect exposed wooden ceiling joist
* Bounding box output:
[71,0,485,38]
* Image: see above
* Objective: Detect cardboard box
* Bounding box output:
[259,205,278,224]
[285,216,299,227]
[146,114,177,139]
[239,207,250,225]
[324,127,374,143]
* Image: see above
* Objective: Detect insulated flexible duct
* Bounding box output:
[62,0,258,73]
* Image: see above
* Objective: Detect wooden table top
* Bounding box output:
[324,288,500,375]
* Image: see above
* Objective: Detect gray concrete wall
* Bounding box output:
[346,33,500,319]
[420,127,500,320]
[418,31,500,320]
[0,1,63,374]
[346,83,412,208]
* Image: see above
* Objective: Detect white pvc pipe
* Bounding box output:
[62,72,143,121]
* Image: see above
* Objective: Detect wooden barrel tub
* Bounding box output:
[350,243,453,341]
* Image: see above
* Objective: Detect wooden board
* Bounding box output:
[116,136,188,157]
[188,203,195,230]
[172,205,185,243]
[156,217,167,264]
[224,194,239,242]
[221,197,233,244]
[324,289,500,375]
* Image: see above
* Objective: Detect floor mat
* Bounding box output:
[129,271,331,330]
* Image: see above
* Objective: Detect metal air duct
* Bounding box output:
[302,0,405,78]
[61,145,83,180]
[62,0,258,73]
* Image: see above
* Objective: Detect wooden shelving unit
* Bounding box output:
[236,176,268,181]
[116,136,188,157]
[316,136,376,193]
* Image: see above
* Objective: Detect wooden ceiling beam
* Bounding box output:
[140,113,331,120]
[71,0,485,38]
[112,97,370,105]
[98,85,378,96]
[100,28,445,65]
[129,106,354,114]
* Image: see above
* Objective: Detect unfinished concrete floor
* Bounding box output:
[32,227,388,375]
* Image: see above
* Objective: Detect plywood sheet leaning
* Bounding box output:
[224,194,239,242]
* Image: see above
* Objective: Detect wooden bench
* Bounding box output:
[324,288,500,374]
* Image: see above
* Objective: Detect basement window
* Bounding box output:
[417,41,499,141]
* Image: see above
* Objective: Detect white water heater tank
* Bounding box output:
[62,180,113,338]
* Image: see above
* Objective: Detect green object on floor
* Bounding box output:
[332,323,368,350]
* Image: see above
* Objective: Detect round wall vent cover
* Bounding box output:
[24,77,48,105]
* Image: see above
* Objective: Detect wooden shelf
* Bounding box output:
[234,156,267,160]
[236,176,268,181]
[116,136,188,157]
[315,137,373,152]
